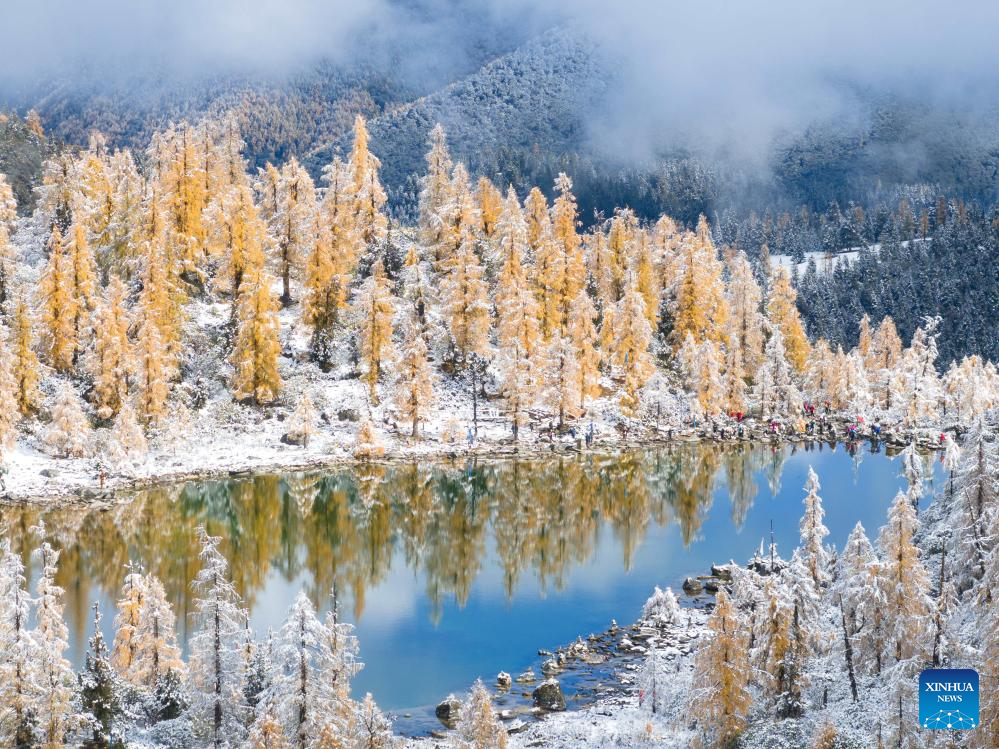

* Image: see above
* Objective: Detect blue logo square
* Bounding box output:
[920,669,979,730]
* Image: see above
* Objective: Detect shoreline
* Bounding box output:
[2,418,947,506]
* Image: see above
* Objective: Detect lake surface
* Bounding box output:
[1,441,939,732]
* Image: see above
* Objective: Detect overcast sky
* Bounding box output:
[3,0,998,158]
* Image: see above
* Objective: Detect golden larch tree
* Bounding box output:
[11,295,40,415]
[89,277,133,420]
[725,250,765,377]
[353,258,396,403]
[671,216,729,352]
[767,266,810,373]
[349,115,388,246]
[394,315,436,437]
[567,290,601,415]
[418,124,454,251]
[476,176,503,238]
[495,187,543,432]
[613,275,655,417]
[233,267,283,405]
[443,237,491,365]
[692,590,752,748]
[38,226,78,371]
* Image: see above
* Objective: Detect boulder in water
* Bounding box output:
[532,679,566,711]
[435,695,461,725]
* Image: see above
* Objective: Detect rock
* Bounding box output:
[541,658,560,675]
[704,578,721,593]
[710,563,736,580]
[496,672,512,689]
[435,695,461,725]
[515,668,536,683]
[682,577,703,594]
[532,679,566,711]
[337,408,360,422]
[567,637,589,657]
[280,432,306,446]
[40,468,58,478]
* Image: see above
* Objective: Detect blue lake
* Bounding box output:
[2,441,940,731]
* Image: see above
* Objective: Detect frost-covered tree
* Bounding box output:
[79,605,124,749]
[135,312,170,425]
[418,125,453,253]
[38,226,79,371]
[0,174,17,307]
[130,575,184,691]
[233,267,283,405]
[612,274,655,417]
[89,277,133,420]
[33,538,78,747]
[442,236,491,365]
[349,115,388,247]
[352,258,396,403]
[246,703,292,749]
[0,538,38,747]
[109,401,149,468]
[455,679,506,749]
[354,419,385,460]
[393,323,436,438]
[189,528,248,748]
[671,217,728,351]
[835,522,876,637]
[725,250,765,377]
[877,491,933,665]
[767,266,809,373]
[45,382,91,457]
[353,693,394,749]
[799,467,831,588]
[494,188,543,433]
[0,324,18,453]
[288,391,319,447]
[641,586,683,628]
[11,296,41,415]
[950,423,997,584]
[112,565,147,676]
[691,590,751,748]
[566,290,600,414]
[754,327,802,420]
[262,157,316,306]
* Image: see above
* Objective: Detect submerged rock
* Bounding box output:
[435,695,461,725]
[515,668,536,683]
[532,679,566,711]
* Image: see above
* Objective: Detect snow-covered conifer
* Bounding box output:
[456,679,506,749]
[79,605,124,748]
[393,324,436,438]
[45,382,91,457]
[189,528,248,748]
[108,401,148,469]
[288,390,319,447]
[112,565,147,676]
[641,586,683,628]
[130,575,184,691]
[799,467,831,588]
[0,538,38,746]
[691,590,751,747]
[877,491,933,665]
[32,538,77,746]
[754,326,802,420]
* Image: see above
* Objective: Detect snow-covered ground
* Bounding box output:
[772,238,929,277]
